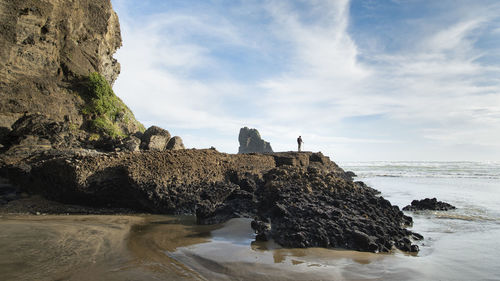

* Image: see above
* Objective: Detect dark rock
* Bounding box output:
[122,136,141,152]
[6,114,70,147]
[91,135,122,152]
[140,126,171,151]
[246,165,421,253]
[345,171,357,178]
[0,127,11,146]
[166,136,185,150]
[238,127,273,153]
[0,177,20,204]
[403,198,456,211]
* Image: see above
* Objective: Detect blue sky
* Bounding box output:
[111,0,500,161]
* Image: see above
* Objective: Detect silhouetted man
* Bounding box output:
[297,136,303,152]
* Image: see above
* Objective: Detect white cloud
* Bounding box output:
[111,0,500,161]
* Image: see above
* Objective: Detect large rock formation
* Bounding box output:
[238,127,273,153]
[4,149,421,253]
[0,0,143,135]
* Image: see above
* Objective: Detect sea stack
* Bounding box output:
[238,127,273,153]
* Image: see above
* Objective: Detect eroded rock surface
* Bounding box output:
[0,0,123,128]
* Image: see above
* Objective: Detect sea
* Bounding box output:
[1,161,499,280]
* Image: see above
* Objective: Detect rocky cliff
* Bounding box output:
[238,127,273,153]
[0,0,142,135]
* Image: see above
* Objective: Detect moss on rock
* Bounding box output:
[81,72,144,139]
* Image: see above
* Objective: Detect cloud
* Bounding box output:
[111,0,500,161]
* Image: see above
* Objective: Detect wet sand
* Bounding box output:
[0,215,143,281]
[0,215,389,281]
[2,200,498,281]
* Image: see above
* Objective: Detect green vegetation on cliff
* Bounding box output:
[81,72,144,138]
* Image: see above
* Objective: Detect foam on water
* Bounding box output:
[342,161,500,179]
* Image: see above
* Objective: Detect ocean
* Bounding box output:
[341,161,500,280]
[1,161,499,280]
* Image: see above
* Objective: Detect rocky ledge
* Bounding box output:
[2,149,422,253]
[403,198,456,211]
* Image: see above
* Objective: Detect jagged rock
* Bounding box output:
[238,127,273,153]
[166,136,185,150]
[140,126,171,151]
[246,165,419,253]
[403,198,456,211]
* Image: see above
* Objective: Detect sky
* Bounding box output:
[110,0,500,162]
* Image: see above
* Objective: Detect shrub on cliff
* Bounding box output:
[81,72,144,139]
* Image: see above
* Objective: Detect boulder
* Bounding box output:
[403,198,456,211]
[238,127,273,153]
[140,126,171,151]
[166,136,185,150]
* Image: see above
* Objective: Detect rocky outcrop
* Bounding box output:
[8,149,422,253]
[0,0,143,136]
[403,198,456,211]
[201,164,421,253]
[238,127,273,154]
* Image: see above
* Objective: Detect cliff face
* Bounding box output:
[0,0,129,129]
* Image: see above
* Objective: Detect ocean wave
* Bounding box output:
[341,161,500,179]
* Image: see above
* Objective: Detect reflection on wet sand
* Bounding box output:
[0,215,393,281]
[124,215,221,280]
[164,218,388,281]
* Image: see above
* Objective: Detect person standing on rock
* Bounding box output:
[297,136,303,152]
